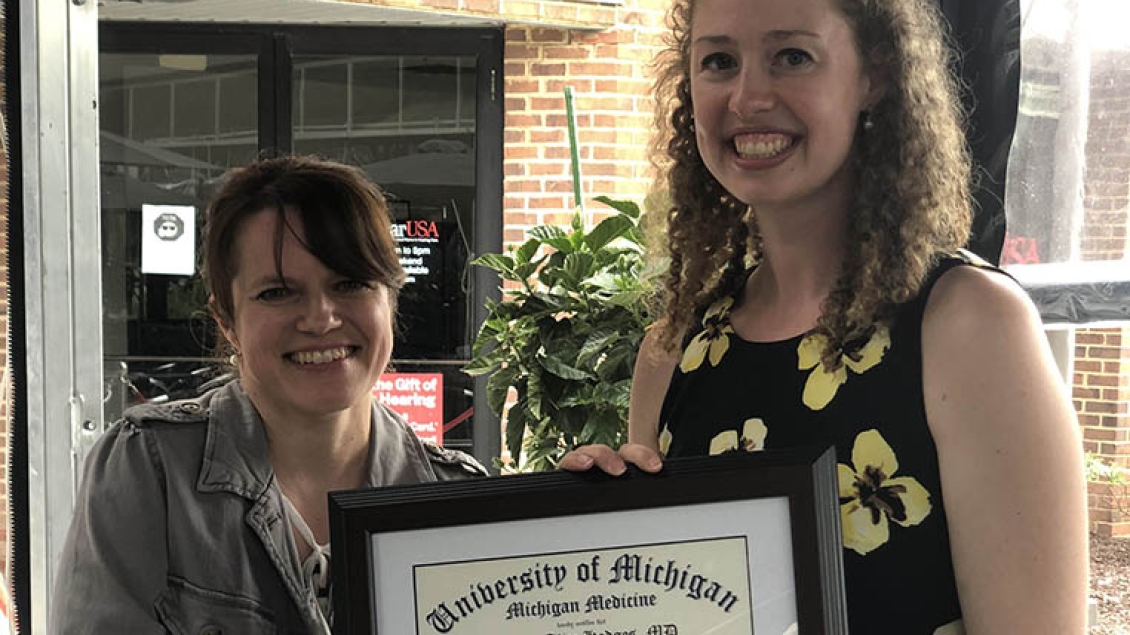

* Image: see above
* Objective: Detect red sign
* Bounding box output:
[373,373,444,446]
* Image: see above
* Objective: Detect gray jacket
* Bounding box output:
[50,380,486,634]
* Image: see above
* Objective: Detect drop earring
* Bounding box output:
[861,111,875,132]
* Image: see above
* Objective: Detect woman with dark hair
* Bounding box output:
[51,155,485,634]
[562,0,1088,632]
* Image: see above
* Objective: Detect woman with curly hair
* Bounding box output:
[562,0,1088,632]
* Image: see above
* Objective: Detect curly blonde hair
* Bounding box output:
[648,0,972,368]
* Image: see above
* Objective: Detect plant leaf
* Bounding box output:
[505,401,529,465]
[539,354,591,380]
[471,253,516,278]
[594,196,641,219]
[585,215,635,252]
[564,252,596,284]
[577,328,619,366]
[462,355,498,376]
[485,367,516,415]
[514,238,540,264]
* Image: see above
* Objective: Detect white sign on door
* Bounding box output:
[141,204,196,275]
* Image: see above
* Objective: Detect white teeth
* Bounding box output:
[734,135,793,159]
[291,347,352,365]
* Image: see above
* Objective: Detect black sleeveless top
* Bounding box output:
[659,251,997,635]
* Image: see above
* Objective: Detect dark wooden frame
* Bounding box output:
[329,446,847,635]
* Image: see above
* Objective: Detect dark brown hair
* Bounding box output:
[202,155,405,354]
[648,0,972,368]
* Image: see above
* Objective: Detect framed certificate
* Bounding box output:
[329,446,846,635]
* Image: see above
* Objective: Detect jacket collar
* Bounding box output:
[196,380,275,499]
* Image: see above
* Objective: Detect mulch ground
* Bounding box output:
[1091,532,1130,634]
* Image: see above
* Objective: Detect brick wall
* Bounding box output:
[1075,49,1130,536]
[501,1,670,245]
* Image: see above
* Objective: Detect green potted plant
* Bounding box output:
[465,196,654,472]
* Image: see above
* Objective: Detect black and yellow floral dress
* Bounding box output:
[658,252,997,635]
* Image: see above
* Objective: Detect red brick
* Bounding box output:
[502,211,540,225]
[504,179,544,193]
[505,146,538,160]
[506,28,529,42]
[1089,374,1123,387]
[1088,427,1123,442]
[530,28,568,43]
[530,63,567,76]
[505,129,526,143]
[505,44,540,60]
[420,0,458,9]
[504,229,528,243]
[529,162,567,176]
[1086,401,1126,414]
[506,79,541,94]
[1075,387,1101,399]
[505,113,543,127]
[505,97,527,112]
[530,97,563,111]
[504,62,527,76]
[543,146,574,160]
[529,129,565,144]
[504,162,526,177]
[1076,332,1105,345]
[544,47,590,60]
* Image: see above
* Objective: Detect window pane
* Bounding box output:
[401,56,458,125]
[1005,0,1130,269]
[353,58,400,127]
[173,80,216,138]
[301,62,348,128]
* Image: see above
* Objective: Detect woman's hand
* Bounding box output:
[558,443,664,475]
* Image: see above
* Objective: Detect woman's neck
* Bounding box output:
[731,195,850,340]
[257,399,372,494]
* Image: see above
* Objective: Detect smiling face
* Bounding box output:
[689,0,878,212]
[217,208,393,421]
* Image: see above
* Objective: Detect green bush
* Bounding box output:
[465,197,654,472]
[1086,452,1128,484]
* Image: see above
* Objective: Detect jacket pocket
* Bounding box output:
[155,576,279,635]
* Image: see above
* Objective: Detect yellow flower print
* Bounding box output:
[679,297,735,373]
[657,426,672,457]
[838,429,931,555]
[708,418,768,455]
[797,326,890,410]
